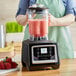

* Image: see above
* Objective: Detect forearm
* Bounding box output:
[56,14,75,26]
[16,15,28,26]
[49,14,75,26]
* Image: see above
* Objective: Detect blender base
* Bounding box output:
[22,39,60,71]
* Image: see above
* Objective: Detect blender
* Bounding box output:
[22,4,60,71]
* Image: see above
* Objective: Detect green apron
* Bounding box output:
[24,0,74,59]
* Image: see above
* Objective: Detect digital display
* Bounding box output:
[41,48,47,54]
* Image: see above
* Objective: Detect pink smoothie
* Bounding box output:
[28,19,48,37]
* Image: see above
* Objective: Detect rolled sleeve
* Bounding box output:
[16,8,26,16]
[16,0,29,16]
[65,0,76,16]
[16,0,36,16]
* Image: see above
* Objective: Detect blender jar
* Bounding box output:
[28,4,48,40]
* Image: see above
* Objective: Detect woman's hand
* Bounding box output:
[16,13,36,26]
[48,14,57,26]
[16,14,28,26]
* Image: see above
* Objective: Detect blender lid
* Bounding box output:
[28,4,48,11]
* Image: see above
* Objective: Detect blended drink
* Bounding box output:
[28,19,48,37]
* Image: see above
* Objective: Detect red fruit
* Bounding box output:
[0,61,5,69]
[11,62,18,68]
[0,66,1,69]
[6,58,12,63]
[0,66,2,69]
[4,62,11,69]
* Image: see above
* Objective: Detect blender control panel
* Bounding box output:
[31,45,58,64]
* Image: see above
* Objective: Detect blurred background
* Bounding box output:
[0,0,18,24]
[0,0,76,52]
[0,0,24,43]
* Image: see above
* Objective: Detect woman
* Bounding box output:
[16,0,76,59]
